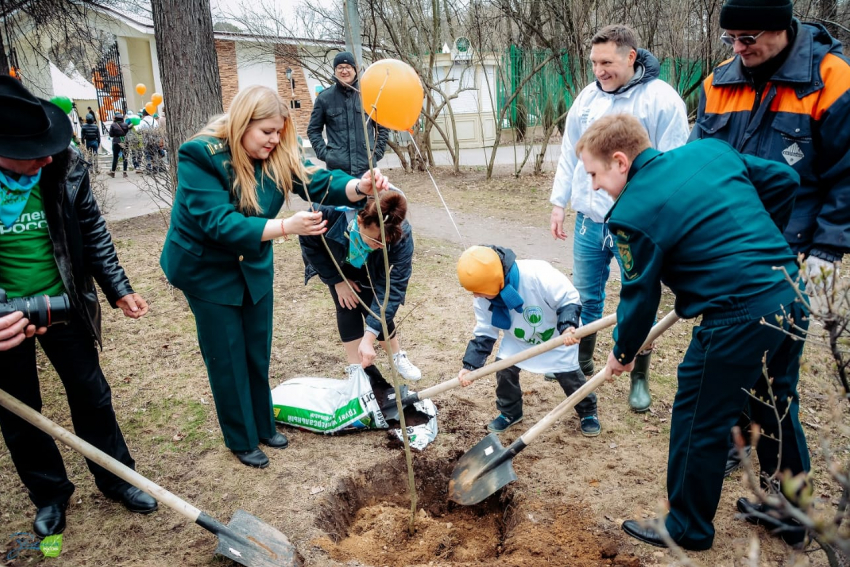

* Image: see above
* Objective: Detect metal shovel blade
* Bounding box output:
[448,433,519,505]
[213,509,302,567]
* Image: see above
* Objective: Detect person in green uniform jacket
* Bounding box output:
[160,85,389,469]
[576,114,810,550]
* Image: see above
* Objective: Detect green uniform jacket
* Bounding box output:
[605,139,801,363]
[160,136,357,306]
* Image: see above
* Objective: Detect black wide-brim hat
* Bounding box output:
[0,75,73,160]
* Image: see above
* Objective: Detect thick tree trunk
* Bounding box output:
[150,0,223,192]
[0,29,9,75]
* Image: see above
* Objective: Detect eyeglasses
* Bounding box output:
[335,64,354,72]
[720,30,766,47]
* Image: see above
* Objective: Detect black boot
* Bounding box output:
[629,349,652,412]
[578,332,597,376]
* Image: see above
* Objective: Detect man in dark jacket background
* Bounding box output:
[80,116,100,170]
[308,51,390,177]
[0,76,157,538]
[690,0,850,482]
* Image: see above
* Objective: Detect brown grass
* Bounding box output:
[0,174,845,567]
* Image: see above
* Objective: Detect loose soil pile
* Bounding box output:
[314,455,640,566]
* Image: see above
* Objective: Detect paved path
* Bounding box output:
[99,148,618,278]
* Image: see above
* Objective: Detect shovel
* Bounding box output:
[384,313,618,420]
[448,310,680,505]
[0,388,301,567]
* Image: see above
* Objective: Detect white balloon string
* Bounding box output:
[408,135,467,249]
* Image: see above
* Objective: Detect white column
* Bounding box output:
[116,36,134,113]
[149,39,163,111]
[18,41,52,98]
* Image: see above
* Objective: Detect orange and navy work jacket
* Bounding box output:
[690,21,850,262]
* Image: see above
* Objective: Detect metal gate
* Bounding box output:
[91,42,126,123]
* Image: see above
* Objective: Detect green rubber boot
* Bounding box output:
[628,349,652,412]
[578,332,597,376]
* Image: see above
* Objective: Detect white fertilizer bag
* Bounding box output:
[272,365,438,451]
[272,367,387,433]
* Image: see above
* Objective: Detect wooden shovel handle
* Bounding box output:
[519,310,680,446]
[0,388,203,524]
[417,313,618,400]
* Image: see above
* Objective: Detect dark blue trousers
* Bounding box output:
[665,302,810,549]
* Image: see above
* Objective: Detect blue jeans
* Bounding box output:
[572,212,615,325]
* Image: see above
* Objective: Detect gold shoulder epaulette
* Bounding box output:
[205,141,229,156]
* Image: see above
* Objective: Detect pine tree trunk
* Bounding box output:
[150,0,223,192]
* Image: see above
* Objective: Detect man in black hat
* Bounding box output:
[307,52,390,178]
[0,76,157,537]
[690,0,850,545]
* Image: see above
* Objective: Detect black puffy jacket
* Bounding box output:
[38,147,135,345]
[307,77,390,177]
[80,123,100,143]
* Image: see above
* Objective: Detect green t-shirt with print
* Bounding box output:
[0,184,64,298]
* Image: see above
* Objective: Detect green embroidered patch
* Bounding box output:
[615,230,636,279]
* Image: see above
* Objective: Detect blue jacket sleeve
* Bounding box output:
[298,207,347,287]
[812,89,850,259]
[610,226,663,364]
[364,225,414,335]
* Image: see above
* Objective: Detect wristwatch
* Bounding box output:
[354,183,367,197]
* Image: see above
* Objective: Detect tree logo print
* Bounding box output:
[523,306,544,327]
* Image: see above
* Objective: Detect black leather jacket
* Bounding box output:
[38,147,135,345]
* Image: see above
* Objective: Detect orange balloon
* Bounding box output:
[360,59,423,131]
[144,101,156,115]
[136,83,147,96]
[151,92,163,106]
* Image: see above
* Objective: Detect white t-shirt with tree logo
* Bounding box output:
[471,259,581,374]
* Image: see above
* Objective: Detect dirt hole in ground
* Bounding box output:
[313,453,641,566]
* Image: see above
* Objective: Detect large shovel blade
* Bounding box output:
[448,433,520,505]
[213,509,301,567]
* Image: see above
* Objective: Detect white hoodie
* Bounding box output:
[471,260,581,374]
[550,53,689,223]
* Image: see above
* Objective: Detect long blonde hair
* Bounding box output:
[193,85,312,215]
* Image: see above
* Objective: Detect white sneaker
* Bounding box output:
[392,351,421,381]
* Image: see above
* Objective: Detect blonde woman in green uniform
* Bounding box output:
[160,85,389,468]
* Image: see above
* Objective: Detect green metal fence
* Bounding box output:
[498,46,706,130]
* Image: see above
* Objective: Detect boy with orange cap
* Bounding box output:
[456,245,600,436]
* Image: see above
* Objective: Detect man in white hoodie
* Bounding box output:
[549,24,689,412]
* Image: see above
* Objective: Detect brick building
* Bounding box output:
[38,5,344,140]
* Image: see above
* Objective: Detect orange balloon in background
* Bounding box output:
[151,92,163,106]
[144,101,156,115]
[136,83,147,95]
[360,59,424,131]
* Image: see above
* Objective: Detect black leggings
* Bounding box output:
[111,142,128,171]
[327,265,395,342]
